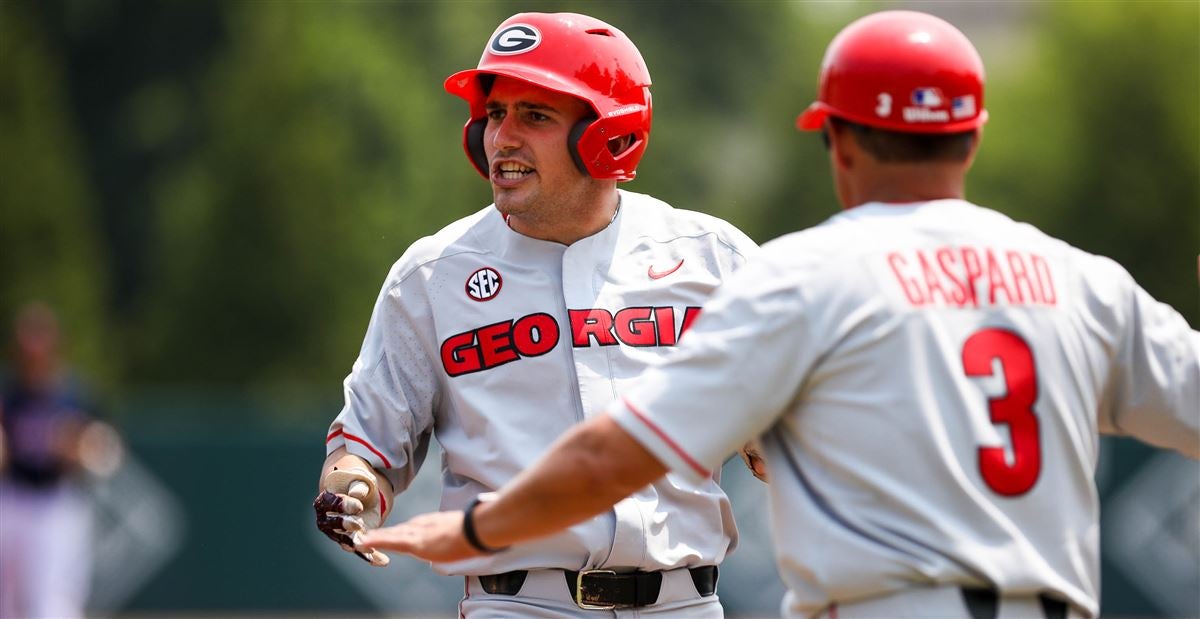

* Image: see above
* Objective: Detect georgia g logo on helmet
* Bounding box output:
[490,24,541,55]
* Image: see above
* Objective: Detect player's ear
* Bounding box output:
[826,120,856,171]
[963,127,983,170]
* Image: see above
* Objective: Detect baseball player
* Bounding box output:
[1,302,121,619]
[312,12,759,617]
[356,10,1200,619]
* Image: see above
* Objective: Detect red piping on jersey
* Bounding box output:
[622,397,710,478]
[325,429,393,469]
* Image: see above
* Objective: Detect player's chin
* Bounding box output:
[492,187,535,214]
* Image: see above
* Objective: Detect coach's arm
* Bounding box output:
[359,415,665,563]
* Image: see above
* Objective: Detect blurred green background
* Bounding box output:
[1,0,1197,617]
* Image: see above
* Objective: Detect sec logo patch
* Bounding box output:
[466,267,503,301]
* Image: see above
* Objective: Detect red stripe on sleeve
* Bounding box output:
[621,397,709,478]
[325,429,393,469]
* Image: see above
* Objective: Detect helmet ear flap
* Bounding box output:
[466,118,489,176]
[568,115,597,176]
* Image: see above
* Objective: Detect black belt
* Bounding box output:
[478,565,718,610]
[961,588,1074,619]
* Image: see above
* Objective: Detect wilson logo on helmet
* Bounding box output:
[490,25,541,55]
[904,86,950,123]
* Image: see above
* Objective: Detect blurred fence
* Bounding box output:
[81,396,1199,618]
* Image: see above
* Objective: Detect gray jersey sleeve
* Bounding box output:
[327,260,439,494]
[1095,258,1200,458]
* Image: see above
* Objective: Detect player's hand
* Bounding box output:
[314,466,391,567]
[739,440,768,483]
[357,510,481,564]
[77,420,124,478]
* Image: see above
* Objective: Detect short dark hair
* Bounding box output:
[829,117,975,163]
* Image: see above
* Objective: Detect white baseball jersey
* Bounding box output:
[326,189,758,576]
[609,199,1200,618]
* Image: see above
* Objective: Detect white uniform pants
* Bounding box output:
[0,480,92,619]
[814,585,1091,619]
[460,567,723,618]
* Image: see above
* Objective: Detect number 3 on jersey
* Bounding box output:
[961,328,1041,496]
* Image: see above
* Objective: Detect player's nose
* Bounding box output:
[490,113,522,152]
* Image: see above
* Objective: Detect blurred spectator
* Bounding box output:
[0,301,123,619]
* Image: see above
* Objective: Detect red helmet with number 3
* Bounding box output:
[796,11,987,134]
[445,12,653,181]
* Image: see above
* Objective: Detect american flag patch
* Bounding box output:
[952,95,976,120]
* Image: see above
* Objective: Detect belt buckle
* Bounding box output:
[575,569,617,610]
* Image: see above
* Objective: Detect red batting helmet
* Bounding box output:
[796,10,987,134]
[445,12,653,181]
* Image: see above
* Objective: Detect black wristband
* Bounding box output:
[462,495,509,554]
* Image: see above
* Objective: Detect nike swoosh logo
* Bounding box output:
[648,259,684,280]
